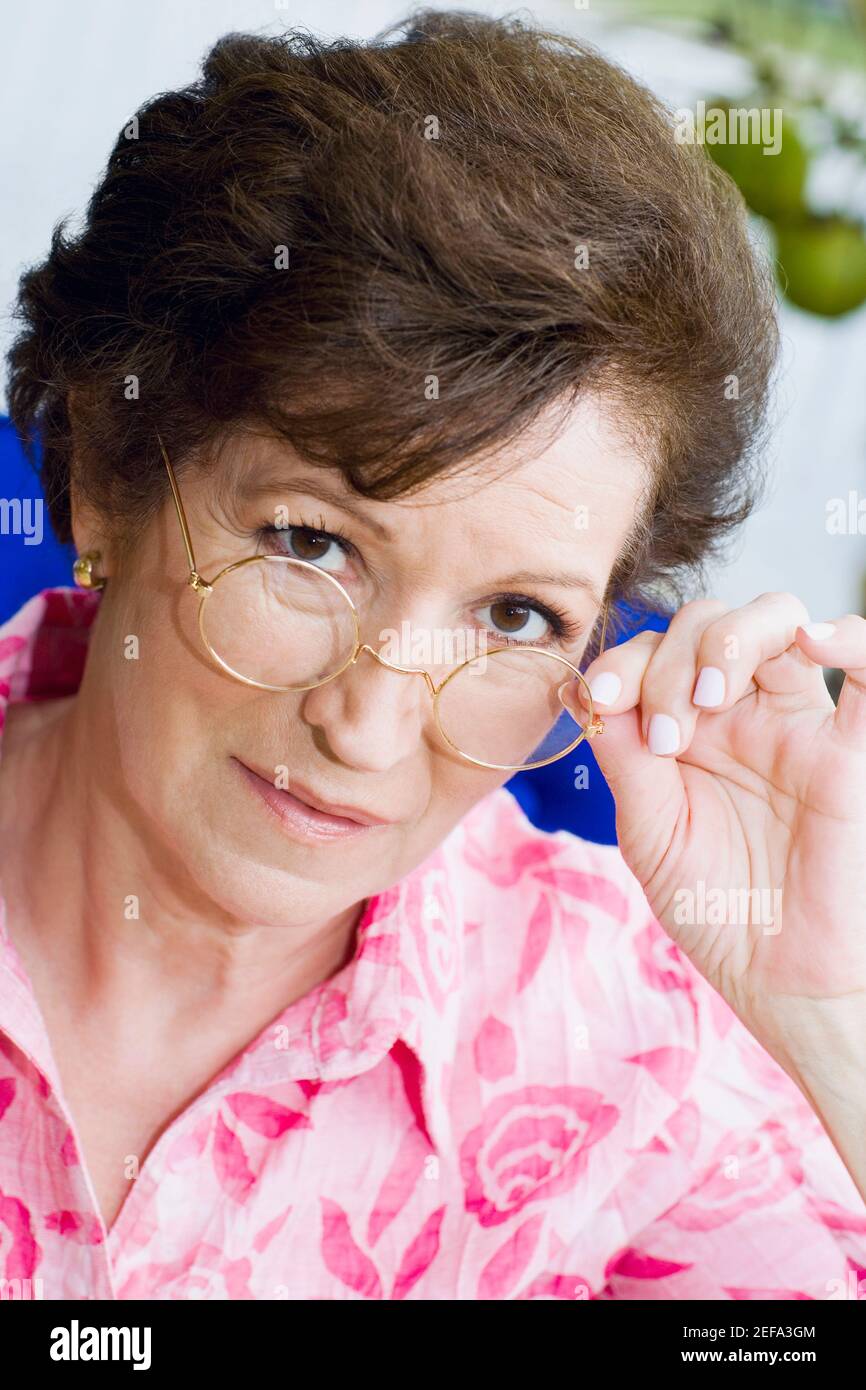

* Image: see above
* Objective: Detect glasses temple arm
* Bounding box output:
[596,597,611,660]
[156,431,199,581]
[154,429,617,656]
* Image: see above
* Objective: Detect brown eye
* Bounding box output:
[290,527,331,562]
[490,600,533,635]
[274,525,349,575]
[477,600,552,644]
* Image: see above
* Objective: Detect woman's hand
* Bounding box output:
[567,593,866,1085]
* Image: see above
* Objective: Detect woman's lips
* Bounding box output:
[233,758,390,842]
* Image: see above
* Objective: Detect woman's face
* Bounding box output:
[81,394,647,927]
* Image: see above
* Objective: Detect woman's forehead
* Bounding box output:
[225,393,648,530]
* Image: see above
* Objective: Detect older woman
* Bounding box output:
[0,10,864,1302]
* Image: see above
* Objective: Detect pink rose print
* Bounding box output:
[116,1243,254,1299]
[634,919,693,994]
[532,866,630,923]
[0,1076,15,1122]
[313,987,351,1064]
[516,892,552,993]
[0,636,27,665]
[367,1120,429,1246]
[473,1017,517,1083]
[462,1085,619,1227]
[664,1098,702,1161]
[59,1128,79,1166]
[666,1120,804,1231]
[388,1038,435,1150]
[252,1207,292,1255]
[225,1092,312,1138]
[606,1247,692,1281]
[0,1189,40,1280]
[357,931,400,966]
[357,885,401,938]
[405,876,460,1014]
[516,1269,595,1299]
[463,831,560,887]
[627,1046,698,1100]
[45,1210,104,1245]
[29,595,98,697]
[722,1286,813,1300]
[391,1205,446,1299]
[321,1197,447,1299]
[320,1198,383,1298]
[477,1213,545,1298]
[212,1114,256,1203]
[806,1196,866,1235]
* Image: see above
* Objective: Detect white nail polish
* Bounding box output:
[801,622,835,641]
[693,666,725,708]
[588,671,622,706]
[648,713,679,756]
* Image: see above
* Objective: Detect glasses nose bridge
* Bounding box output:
[352,641,438,697]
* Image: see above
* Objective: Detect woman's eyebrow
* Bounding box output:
[240,473,602,603]
[491,568,604,607]
[238,472,393,541]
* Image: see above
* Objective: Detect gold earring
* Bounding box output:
[72,550,106,590]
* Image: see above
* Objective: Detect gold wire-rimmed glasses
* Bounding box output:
[157,431,608,772]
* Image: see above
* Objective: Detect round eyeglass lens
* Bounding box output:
[200,556,358,688]
[434,646,588,769]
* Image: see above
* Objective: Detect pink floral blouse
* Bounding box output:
[1,587,865,1301]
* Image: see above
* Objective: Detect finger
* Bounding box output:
[567,607,724,758]
[634,600,730,756]
[691,591,817,710]
[566,629,664,720]
[796,613,866,748]
[579,702,686,876]
[560,628,687,875]
[574,593,817,762]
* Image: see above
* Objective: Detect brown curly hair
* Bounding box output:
[5,7,779,630]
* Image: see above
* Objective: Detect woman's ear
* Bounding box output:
[67,390,114,579]
[69,485,110,572]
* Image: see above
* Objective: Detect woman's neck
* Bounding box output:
[0,692,364,1044]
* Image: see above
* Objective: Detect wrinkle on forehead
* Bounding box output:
[392,390,648,514]
[224,391,650,564]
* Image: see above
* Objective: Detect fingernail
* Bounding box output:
[648,713,680,756]
[588,671,622,706]
[801,622,835,641]
[693,666,725,708]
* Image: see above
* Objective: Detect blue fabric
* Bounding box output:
[505,602,669,843]
[0,416,76,614]
[0,415,669,841]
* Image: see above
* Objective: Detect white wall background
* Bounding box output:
[2,0,864,621]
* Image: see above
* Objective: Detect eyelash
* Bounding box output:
[270,512,353,549]
[484,593,581,647]
[255,518,583,648]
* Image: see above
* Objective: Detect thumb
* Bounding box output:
[566,684,685,879]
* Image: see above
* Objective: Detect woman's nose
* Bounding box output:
[299,642,436,772]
